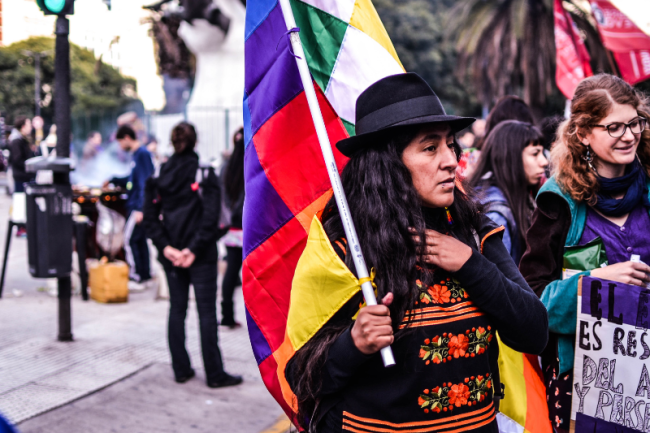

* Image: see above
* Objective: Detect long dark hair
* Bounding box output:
[475,95,534,150]
[469,120,543,244]
[225,127,245,203]
[291,125,483,430]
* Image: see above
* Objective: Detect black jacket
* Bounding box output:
[9,136,35,182]
[143,151,221,265]
[220,160,244,229]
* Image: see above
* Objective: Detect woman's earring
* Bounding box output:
[581,145,598,174]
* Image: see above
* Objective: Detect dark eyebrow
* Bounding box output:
[419,132,453,144]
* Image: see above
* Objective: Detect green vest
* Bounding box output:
[536,175,650,373]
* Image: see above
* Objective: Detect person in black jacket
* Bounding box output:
[219,127,244,328]
[9,117,36,193]
[143,122,242,388]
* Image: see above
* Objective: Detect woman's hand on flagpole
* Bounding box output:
[352,293,394,355]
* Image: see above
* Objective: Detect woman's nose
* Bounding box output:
[440,145,458,170]
[621,125,636,142]
[540,154,549,167]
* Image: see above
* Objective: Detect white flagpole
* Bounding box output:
[277,0,395,367]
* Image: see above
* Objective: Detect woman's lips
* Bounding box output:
[439,178,455,188]
[615,144,635,153]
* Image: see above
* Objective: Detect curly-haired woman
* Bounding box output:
[520,74,650,432]
[286,73,548,433]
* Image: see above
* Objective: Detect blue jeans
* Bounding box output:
[124,212,151,282]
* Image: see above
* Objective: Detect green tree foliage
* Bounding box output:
[374,0,482,116]
[0,37,137,124]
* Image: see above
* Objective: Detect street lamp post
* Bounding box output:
[33,0,75,342]
[55,15,73,342]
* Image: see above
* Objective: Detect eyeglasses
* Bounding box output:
[591,117,647,138]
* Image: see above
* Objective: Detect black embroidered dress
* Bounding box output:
[287,212,548,433]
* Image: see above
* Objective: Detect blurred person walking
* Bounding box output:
[9,117,36,237]
[82,131,103,161]
[107,125,155,290]
[470,121,548,265]
[143,122,242,388]
[219,128,245,329]
[520,74,650,433]
[41,124,57,157]
[9,117,36,194]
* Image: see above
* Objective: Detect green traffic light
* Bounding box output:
[44,0,66,13]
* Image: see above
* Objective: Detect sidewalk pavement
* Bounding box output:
[0,193,288,432]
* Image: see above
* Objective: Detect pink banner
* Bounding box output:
[613,50,650,85]
[591,1,650,52]
[555,0,592,99]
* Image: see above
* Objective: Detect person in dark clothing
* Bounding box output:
[219,127,245,328]
[461,95,536,179]
[474,95,535,151]
[143,121,242,389]
[469,121,548,265]
[286,73,548,433]
[107,125,155,288]
[9,117,35,193]
[520,74,650,432]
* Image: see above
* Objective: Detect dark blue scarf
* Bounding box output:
[594,159,650,217]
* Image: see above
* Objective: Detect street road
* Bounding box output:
[0,192,287,432]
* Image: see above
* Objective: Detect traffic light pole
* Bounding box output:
[55,15,73,342]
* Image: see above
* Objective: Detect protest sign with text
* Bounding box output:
[571,276,650,432]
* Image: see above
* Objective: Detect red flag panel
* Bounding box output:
[243,217,308,352]
[255,86,349,217]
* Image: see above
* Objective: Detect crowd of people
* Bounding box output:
[3,111,246,390]
[3,70,649,429]
[289,72,650,433]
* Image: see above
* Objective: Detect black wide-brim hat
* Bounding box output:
[336,73,475,157]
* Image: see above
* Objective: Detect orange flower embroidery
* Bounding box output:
[448,383,470,407]
[448,334,469,358]
[429,284,451,304]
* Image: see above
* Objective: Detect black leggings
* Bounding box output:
[165,261,227,383]
[221,246,243,326]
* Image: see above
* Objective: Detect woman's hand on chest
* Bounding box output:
[413,229,473,272]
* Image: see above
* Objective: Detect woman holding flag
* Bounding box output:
[520,73,650,432]
[286,73,548,432]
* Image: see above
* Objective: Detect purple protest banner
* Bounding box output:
[571,276,650,432]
